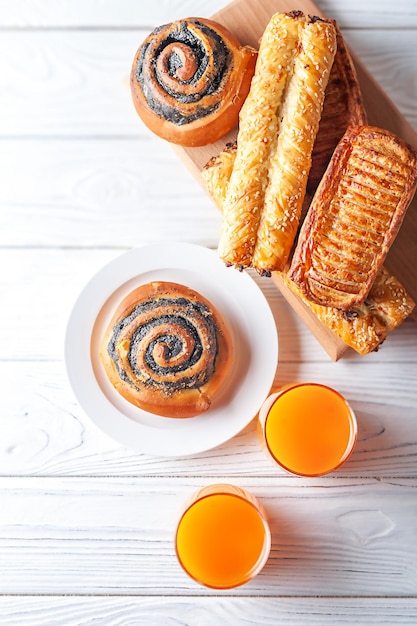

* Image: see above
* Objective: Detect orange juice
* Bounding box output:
[259,383,357,477]
[175,484,270,589]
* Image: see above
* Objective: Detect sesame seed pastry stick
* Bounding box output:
[217,12,302,269]
[202,139,312,226]
[203,25,365,213]
[252,17,337,273]
[202,140,415,355]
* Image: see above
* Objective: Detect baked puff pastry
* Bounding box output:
[217,11,337,274]
[281,268,415,354]
[202,133,415,355]
[289,125,417,310]
[204,142,237,208]
[307,25,368,194]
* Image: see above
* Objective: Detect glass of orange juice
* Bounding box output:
[259,383,357,477]
[175,484,271,589]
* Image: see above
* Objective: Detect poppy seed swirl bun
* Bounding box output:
[130,18,257,146]
[100,282,234,418]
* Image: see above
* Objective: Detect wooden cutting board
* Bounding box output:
[174,0,417,360]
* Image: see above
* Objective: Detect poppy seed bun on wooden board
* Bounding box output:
[130,18,257,147]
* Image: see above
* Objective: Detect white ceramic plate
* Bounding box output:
[65,242,278,457]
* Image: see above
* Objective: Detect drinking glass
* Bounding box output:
[258,382,357,477]
[175,483,271,589]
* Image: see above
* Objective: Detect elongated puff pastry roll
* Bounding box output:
[289,125,417,310]
[202,137,415,355]
[100,282,233,418]
[204,27,366,211]
[218,11,337,274]
[281,268,414,354]
[204,142,237,208]
[307,25,367,194]
[130,18,257,147]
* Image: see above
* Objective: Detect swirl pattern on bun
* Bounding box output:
[130,18,257,146]
[100,281,233,418]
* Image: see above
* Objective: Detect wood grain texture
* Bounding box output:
[0,30,415,137]
[0,0,417,621]
[2,595,417,626]
[1,358,417,478]
[1,26,415,356]
[2,0,416,28]
[0,30,142,136]
[1,249,416,362]
[0,140,220,248]
[0,0,229,28]
[180,0,417,356]
[0,476,416,596]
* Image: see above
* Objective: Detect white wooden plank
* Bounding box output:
[0,248,310,362]
[0,0,415,615]
[1,0,416,29]
[317,0,417,28]
[1,357,417,477]
[0,139,220,248]
[0,476,416,596]
[343,30,417,128]
[0,30,142,136]
[1,249,416,363]
[1,595,417,626]
[0,30,415,136]
[0,0,229,28]
[0,249,122,361]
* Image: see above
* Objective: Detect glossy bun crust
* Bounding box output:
[100,282,233,418]
[130,17,257,146]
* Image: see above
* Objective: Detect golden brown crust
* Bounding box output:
[217,11,337,273]
[130,18,257,147]
[100,281,233,418]
[307,25,368,194]
[202,132,415,355]
[281,267,415,354]
[289,125,417,310]
[203,26,366,213]
[202,142,237,208]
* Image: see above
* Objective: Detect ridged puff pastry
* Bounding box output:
[202,135,415,355]
[217,11,337,274]
[307,24,368,194]
[289,125,417,310]
[280,268,414,355]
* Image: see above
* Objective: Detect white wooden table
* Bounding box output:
[1,1,417,623]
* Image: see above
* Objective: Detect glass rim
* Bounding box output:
[175,485,271,589]
[262,382,358,478]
